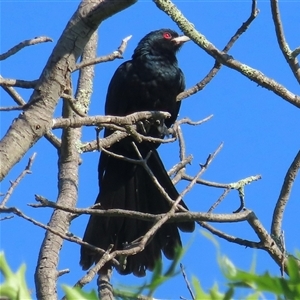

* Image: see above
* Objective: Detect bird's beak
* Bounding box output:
[172,35,190,45]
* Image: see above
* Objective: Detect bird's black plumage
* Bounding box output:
[80,29,195,277]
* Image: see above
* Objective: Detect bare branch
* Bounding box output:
[271,150,300,239]
[291,46,300,58]
[169,155,193,178]
[270,0,300,83]
[57,269,70,277]
[183,174,261,190]
[31,194,251,224]
[207,189,231,213]
[61,93,87,117]
[52,111,171,129]
[0,77,38,88]
[0,105,24,111]
[0,36,53,61]
[180,264,195,300]
[0,153,36,207]
[80,131,129,153]
[175,115,213,127]
[0,215,14,221]
[1,78,26,105]
[200,221,261,249]
[170,115,212,184]
[73,35,132,71]
[246,211,299,275]
[43,131,61,150]
[67,246,114,291]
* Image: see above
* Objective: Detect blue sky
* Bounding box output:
[1,0,300,299]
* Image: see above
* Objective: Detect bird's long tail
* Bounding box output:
[80,149,194,277]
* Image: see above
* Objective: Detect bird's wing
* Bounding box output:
[105,60,134,117]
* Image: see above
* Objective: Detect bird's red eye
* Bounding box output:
[163,32,172,39]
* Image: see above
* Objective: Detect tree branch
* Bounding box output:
[52,111,171,129]
[73,35,132,71]
[0,36,53,61]
[271,150,300,239]
[270,0,300,83]
[34,30,98,300]
[0,77,38,88]
[0,153,36,208]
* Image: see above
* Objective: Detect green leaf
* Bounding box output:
[0,252,31,300]
[192,276,211,300]
[287,256,300,283]
[62,285,98,300]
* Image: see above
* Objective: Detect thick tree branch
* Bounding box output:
[34,29,99,300]
[246,211,299,275]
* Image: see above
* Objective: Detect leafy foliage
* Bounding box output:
[0,252,31,300]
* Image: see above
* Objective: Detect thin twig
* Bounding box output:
[0,215,14,221]
[180,263,195,300]
[0,105,24,111]
[67,246,114,291]
[199,221,261,249]
[182,174,261,190]
[57,269,70,277]
[175,115,213,127]
[207,189,231,213]
[291,46,300,58]
[73,35,132,71]
[169,155,193,178]
[0,153,36,207]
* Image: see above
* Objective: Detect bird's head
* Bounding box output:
[132,29,190,60]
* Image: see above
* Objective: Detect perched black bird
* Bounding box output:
[80,29,195,277]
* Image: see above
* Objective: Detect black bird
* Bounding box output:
[80,29,195,277]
